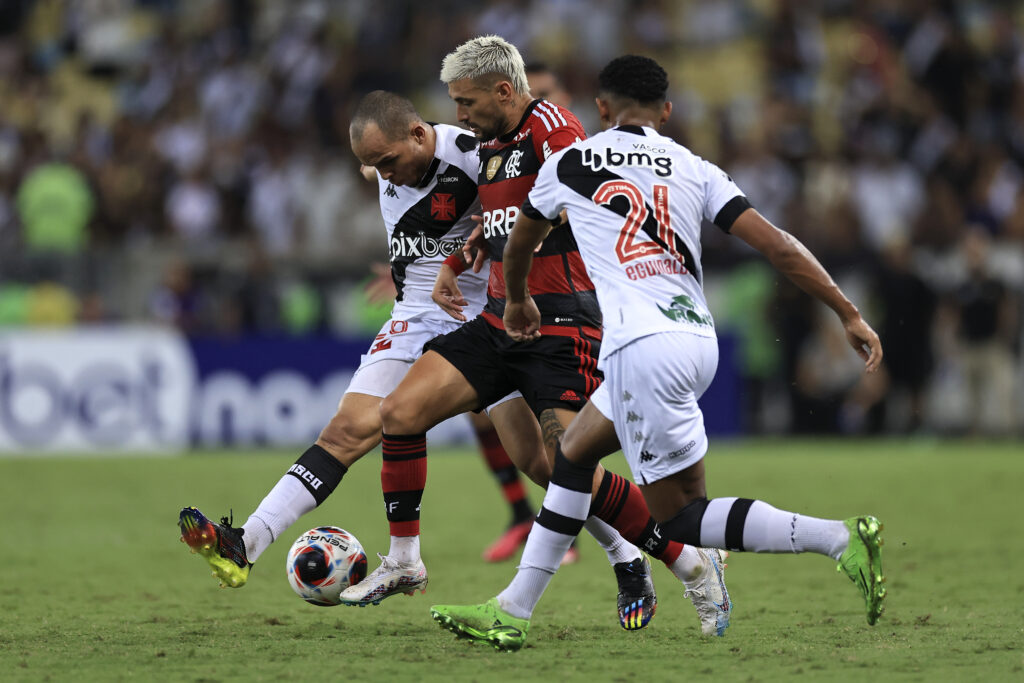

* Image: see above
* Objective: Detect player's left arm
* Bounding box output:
[730,208,883,372]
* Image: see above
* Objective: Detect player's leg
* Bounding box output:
[339,348,486,606]
[178,313,440,589]
[467,409,536,563]
[643,466,886,625]
[178,362,397,588]
[627,332,885,626]
[178,396,378,588]
[432,400,614,650]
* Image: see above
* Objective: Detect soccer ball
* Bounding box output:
[286,526,368,606]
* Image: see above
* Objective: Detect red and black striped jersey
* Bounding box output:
[476,99,601,339]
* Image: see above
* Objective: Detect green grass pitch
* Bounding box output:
[1,440,1022,682]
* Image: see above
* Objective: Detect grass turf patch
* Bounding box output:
[1,439,1022,681]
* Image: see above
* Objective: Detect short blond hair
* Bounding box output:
[440,35,530,95]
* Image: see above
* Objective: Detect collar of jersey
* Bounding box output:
[415,157,442,188]
[497,99,544,144]
[614,124,648,135]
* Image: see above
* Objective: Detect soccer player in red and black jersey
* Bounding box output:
[339,36,719,632]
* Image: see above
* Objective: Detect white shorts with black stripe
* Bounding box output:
[589,330,718,485]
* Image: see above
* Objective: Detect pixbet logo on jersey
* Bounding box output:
[482,205,519,239]
[389,233,463,259]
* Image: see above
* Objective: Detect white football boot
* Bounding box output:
[338,553,428,606]
[683,548,732,636]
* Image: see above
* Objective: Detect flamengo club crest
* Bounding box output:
[485,156,502,180]
[430,193,455,220]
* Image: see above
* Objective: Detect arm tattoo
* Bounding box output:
[538,408,565,455]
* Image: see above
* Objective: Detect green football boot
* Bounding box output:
[178,507,251,588]
[837,516,886,625]
[431,598,530,652]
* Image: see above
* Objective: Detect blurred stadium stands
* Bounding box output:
[0,0,1021,441]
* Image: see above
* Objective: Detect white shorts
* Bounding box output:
[345,314,520,412]
[590,331,718,485]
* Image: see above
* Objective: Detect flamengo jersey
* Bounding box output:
[524,124,752,362]
[476,100,600,337]
[376,123,487,321]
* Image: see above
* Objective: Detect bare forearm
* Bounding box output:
[771,231,859,321]
[732,210,858,321]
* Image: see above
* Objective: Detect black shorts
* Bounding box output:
[423,316,602,416]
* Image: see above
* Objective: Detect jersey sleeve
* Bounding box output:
[522,150,565,221]
[532,102,586,162]
[701,159,752,233]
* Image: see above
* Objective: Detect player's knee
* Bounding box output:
[317,413,380,467]
[520,454,551,488]
[658,497,710,546]
[379,391,427,434]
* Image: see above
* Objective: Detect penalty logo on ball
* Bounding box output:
[286,526,368,606]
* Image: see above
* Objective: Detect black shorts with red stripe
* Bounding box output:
[423,315,601,415]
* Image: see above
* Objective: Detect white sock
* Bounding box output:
[498,566,553,619]
[243,476,316,562]
[583,517,642,566]
[667,544,705,584]
[792,516,849,560]
[496,482,591,618]
[388,535,420,564]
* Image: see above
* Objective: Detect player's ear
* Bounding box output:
[494,80,515,102]
[595,97,612,128]
[659,101,672,126]
[410,121,428,144]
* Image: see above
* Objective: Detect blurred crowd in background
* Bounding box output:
[0,0,1022,436]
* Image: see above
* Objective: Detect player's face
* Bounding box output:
[448,78,508,141]
[351,122,430,187]
[527,72,571,109]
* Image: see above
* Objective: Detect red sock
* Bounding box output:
[477,426,530,512]
[591,470,683,566]
[381,433,427,537]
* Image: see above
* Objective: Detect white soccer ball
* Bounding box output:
[286,526,368,606]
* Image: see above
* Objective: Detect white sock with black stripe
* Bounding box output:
[679,497,848,559]
[497,472,593,619]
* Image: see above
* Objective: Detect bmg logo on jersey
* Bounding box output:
[482,205,519,239]
[582,146,673,177]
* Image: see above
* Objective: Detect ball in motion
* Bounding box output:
[286,526,368,606]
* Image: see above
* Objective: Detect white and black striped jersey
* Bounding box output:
[375,123,487,321]
[523,124,752,362]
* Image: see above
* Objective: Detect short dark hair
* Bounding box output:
[524,61,551,75]
[350,90,422,142]
[598,55,668,104]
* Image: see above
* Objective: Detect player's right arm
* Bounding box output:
[431,262,469,321]
[729,208,883,373]
[501,211,552,342]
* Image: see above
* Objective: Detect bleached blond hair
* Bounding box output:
[440,35,530,95]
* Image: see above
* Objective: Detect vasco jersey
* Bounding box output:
[476,99,600,338]
[524,124,752,362]
[376,123,487,321]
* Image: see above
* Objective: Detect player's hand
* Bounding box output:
[363,262,396,304]
[359,165,377,182]
[504,298,542,342]
[432,264,469,321]
[464,221,489,273]
[843,315,883,373]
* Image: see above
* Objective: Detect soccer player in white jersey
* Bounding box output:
[178,91,552,596]
[431,56,886,651]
